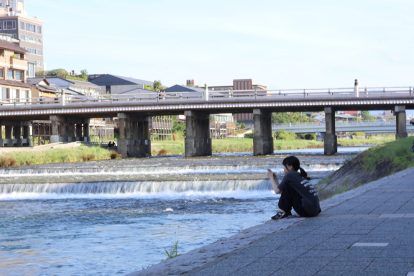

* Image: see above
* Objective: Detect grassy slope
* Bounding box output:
[318,137,414,200]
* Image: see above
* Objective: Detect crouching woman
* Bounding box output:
[268,156,321,220]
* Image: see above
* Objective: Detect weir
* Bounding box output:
[0,180,271,196]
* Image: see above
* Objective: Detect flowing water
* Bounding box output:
[0,148,365,275]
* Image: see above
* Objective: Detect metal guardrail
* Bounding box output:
[0,87,413,107]
[271,121,414,134]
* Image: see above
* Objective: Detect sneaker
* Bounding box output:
[271,210,291,220]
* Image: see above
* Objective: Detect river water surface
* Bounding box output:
[0,148,365,275]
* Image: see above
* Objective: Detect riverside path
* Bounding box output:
[132,167,414,276]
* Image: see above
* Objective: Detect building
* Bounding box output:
[88,74,153,96]
[27,77,59,102]
[209,79,268,122]
[0,37,31,104]
[165,84,204,94]
[209,79,267,92]
[0,0,43,76]
[29,77,103,100]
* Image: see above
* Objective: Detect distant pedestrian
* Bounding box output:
[268,156,321,220]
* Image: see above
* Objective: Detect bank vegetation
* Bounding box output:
[318,136,414,199]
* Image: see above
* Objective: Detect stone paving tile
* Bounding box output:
[231,257,287,276]
[320,259,373,271]
[266,248,310,258]
[300,249,343,258]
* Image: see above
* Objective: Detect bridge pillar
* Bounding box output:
[0,123,3,147]
[13,124,22,146]
[75,123,83,141]
[50,115,68,143]
[253,109,273,155]
[4,125,12,146]
[185,110,212,157]
[22,124,32,147]
[82,120,90,143]
[395,105,407,139]
[66,122,76,142]
[324,107,337,155]
[117,113,151,158]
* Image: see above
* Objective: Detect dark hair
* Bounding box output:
[282,155,310,180]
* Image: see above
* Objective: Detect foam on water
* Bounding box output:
[0,190,277,201]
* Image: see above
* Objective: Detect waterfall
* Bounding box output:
[0,179,275,200]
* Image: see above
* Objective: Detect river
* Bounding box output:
[0,148,366,275]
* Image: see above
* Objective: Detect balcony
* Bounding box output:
[10,57,28,71]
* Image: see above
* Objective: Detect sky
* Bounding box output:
[25,0,414,89]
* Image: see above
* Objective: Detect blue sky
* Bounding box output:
[26,0,414,89]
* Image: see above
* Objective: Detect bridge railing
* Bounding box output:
[0,86,413,107]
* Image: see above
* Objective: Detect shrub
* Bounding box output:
[352,132,366,138]
[110,152,121,159]
[0,156,16,167]
[81,154,95,161]
[274,130,296,140]
[304,133,316,140]
[157,149,168,156]
[244,132,254,139]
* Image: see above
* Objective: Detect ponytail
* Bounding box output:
[283,156,311,180]
[299,167,311,180]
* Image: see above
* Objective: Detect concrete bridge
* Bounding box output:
[0,86,413,157]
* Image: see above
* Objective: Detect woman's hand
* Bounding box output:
[267,169,280,194]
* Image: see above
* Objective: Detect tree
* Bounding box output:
[361,111,376,122]
[46,68,69,78]
[272,112,313,124]
[80,69,88,80]
[153,80,163,92]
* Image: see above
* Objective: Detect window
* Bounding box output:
[7,70,13,79]
[36,25,42,33]
[14,70,22,81]
[4,20,17,30]
[1,87,7,100]
[20,21,25,30]
[0,67,4,78]
[27,63,35,78]
[16,89,20,101]
[25,23,36,32]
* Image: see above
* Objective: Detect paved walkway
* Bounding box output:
[132,168,414,276]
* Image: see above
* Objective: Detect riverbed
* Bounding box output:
[0,149,364,275]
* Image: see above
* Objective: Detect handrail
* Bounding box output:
[0,86,413,107]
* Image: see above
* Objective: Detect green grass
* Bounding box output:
[0,145,120,167]
[361,136,414,173]
[338,134,395,147]
[151,135,395,156]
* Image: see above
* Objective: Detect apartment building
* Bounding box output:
[0,36,31,104]
[210,79,268,122]
[0,0,43,77]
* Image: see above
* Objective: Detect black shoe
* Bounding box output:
[271,210,291,220]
